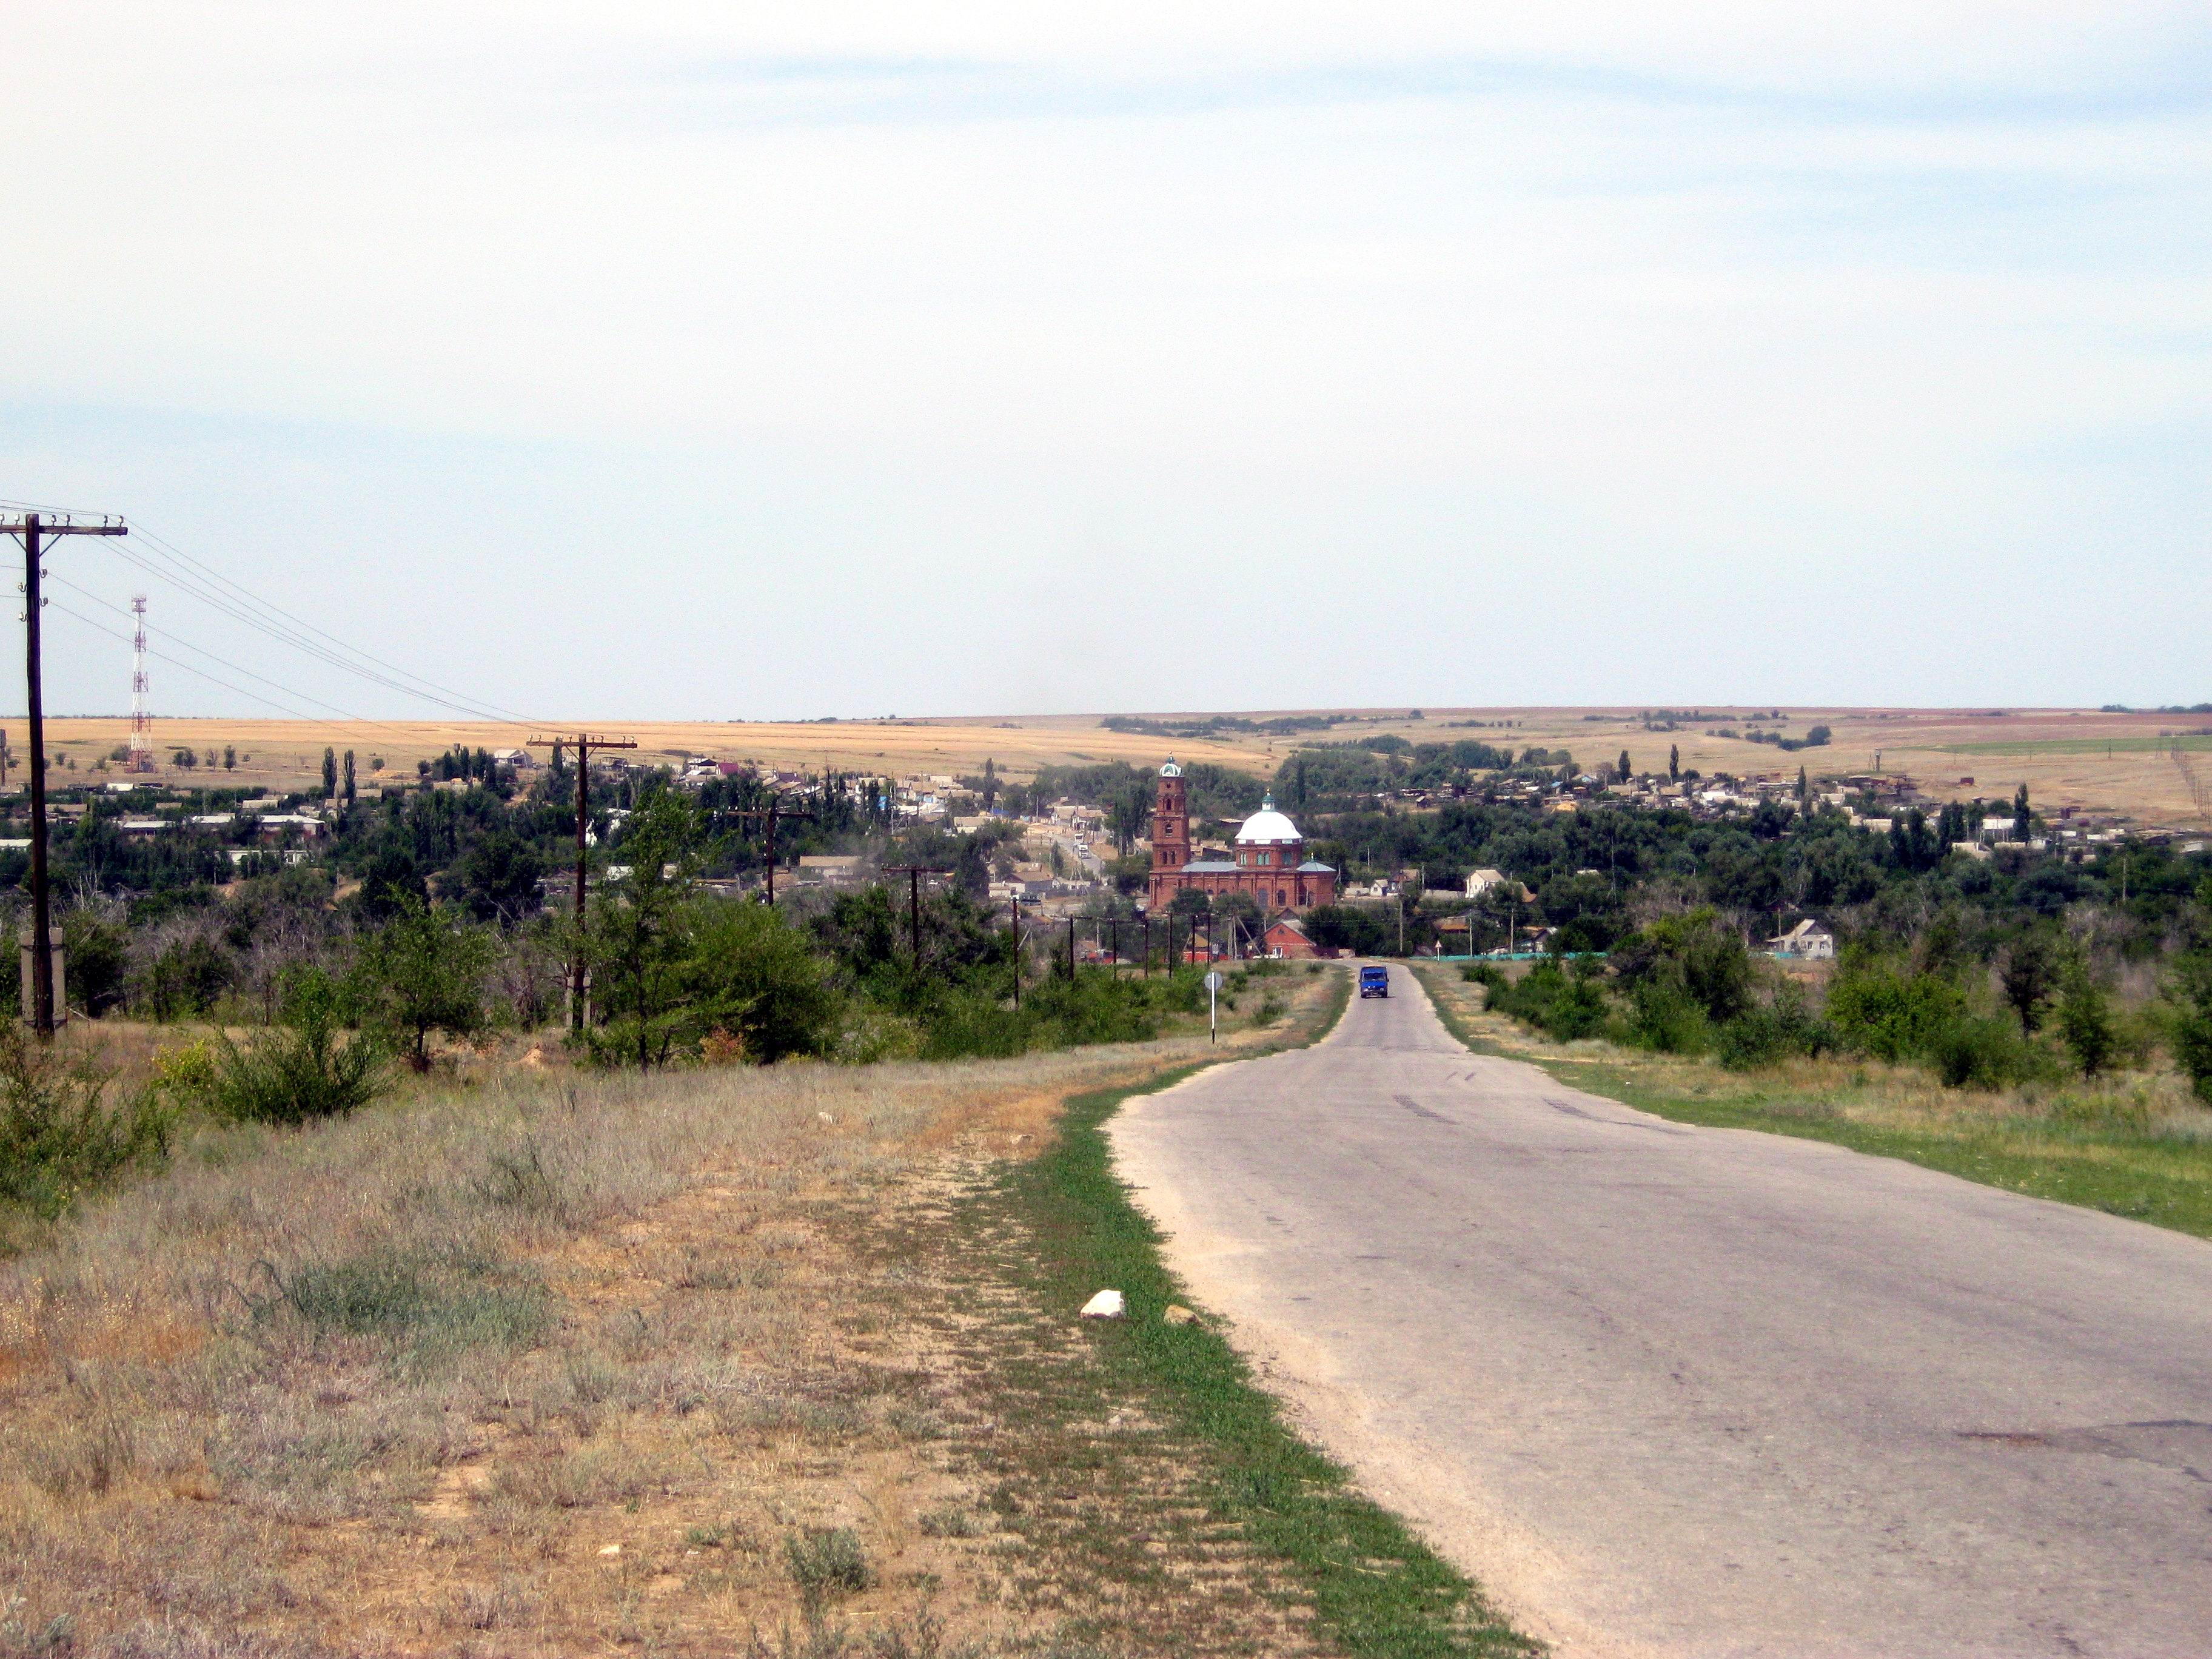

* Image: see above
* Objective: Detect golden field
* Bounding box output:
[20,706,2212,827]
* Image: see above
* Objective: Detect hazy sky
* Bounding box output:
[4,4,2207,722]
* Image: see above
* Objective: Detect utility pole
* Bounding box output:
[731,793,816,904]
[2,511,127,1036]
[1009,893,1021,1010]
[882,865,950,960]
[527,731,637,1031]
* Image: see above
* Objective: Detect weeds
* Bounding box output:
[242,1247,550,1362]
[785,1527,873,1601]
[0,1025,170,1218]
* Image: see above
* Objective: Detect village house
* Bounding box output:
[1261,916,1327,958]
[1768,919,1836,960]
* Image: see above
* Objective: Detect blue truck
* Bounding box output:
[1359,965,1390,998]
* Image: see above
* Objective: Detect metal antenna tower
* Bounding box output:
[127,593,155,773]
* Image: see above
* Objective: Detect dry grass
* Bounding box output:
[0,973,1346,1656]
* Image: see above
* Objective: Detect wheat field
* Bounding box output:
[17,705,2209,826]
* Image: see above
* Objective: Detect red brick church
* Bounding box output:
[1146,759,1338,914]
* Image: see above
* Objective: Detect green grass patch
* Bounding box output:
[243,1245,553,1368]
[1000,974,1535,1659]
[1414,967,2212,1242]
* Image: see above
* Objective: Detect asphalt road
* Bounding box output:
[1111,964,2212,1658]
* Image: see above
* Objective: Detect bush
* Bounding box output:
[784,1527,871,1601]
[199,971,389,1125]
[1483,959,1610,1041]
[2057,970,2119,1078]
[1714,987,1837,1071]
[1825,962,1966,1062]
[1627,978,1710,1055]
[1610,910,1753,1025]
[1928,1015,2029,1090]
[0,1028,172,1217]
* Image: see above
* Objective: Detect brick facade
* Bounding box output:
[1145,760,1338,915]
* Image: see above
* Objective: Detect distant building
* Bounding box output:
[796,854,865,885]
[1262,916,1327,958]
[1145,760,1336,914]
[1768,920,1835,960]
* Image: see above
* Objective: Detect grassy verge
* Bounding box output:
[1412,962,2212,1241]
[972,967,1534,1659]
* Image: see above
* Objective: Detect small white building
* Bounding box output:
[1768,919,1836,960]
[1464,867,1507,898]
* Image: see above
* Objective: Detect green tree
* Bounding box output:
[583,789,708,1067]
[1617,749,1632,782]
[323,747,338,797]
[355,900,498,1070]
[223,745,236,771]
[1668,743,1680,782]
[342,749,357,804]
[1999,930,2060,1034]
[451,828,545,923]
[2167,944,2212,1103]
[679,900,841,1062]
[2056,965,2117,1076]
[2013,783,2031,833]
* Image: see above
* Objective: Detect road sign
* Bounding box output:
[1203,971,1224,992]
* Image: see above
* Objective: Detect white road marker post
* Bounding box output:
[1204,969,1224,1042]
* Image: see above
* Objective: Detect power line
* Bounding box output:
[45,575,445,744]
[122,521,540,724]
[104,537,522,724]
[44,599,438,749]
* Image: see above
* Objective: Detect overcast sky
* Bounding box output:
[3,4,2207,722]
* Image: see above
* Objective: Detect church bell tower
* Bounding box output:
[1151,758,1190,872]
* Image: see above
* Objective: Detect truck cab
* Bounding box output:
[1359,965,1390,998]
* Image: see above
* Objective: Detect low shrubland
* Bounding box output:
[0,960,1353,1653]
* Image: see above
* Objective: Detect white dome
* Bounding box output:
[1159,757,1182,779]
[1235,796,1302,846]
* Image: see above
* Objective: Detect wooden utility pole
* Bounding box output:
[731,794,816,904]
[882,865,950,959]
[3,511,127,1036]
[527,731,637,1031]
[1009,893,1021,1010]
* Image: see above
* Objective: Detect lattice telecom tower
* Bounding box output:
[127,594,155,773]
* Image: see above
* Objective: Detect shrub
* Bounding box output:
[0,1028,172,1218]
[1928,1015,2029,1090]
[1610,910,1754,1024]
[198,971,389,1125]
[2168,965,2212,1105]
[2057,970,2119,1078]
[784,1527,871,1600]
[1628,979,1709,1054]
[1825,963,1965,1062]
[1714,986,1837,1071]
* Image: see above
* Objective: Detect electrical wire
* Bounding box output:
[45,575,452,748]
[122,521,540,724]
[44,600,453,754]
[104,538,521,724]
